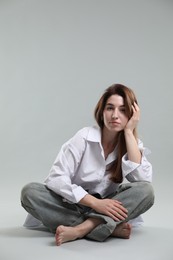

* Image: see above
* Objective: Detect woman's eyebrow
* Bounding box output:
[106,103,114,106]
[106,103,125,107]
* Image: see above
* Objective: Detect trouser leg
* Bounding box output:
[86,182,154,242]
[21,182,86,232]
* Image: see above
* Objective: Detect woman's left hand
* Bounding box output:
[125,102,140,132]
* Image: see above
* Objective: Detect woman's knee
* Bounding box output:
[137,182,155,205]
[21,182,41,206]
[118,181,155,205]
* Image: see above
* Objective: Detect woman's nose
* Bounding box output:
[112,109,118,119]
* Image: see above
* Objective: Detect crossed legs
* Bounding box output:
[21,181,154,245]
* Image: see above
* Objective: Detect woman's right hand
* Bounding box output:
[80,194,128,221]
[92,198,128,221]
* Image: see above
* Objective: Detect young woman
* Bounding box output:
[21,83,154,245]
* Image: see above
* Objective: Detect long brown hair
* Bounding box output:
[94,83,138,183]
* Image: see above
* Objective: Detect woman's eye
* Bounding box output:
[107,107,113,110]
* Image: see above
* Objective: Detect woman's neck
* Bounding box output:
[101,128,118,158]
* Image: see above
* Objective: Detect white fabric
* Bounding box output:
[45,126,152,203]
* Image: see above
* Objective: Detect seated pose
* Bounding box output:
[21,83,154,246]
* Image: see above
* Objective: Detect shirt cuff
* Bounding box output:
[122,153,140,177]
[72,186,88,203]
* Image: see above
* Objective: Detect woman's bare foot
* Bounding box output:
[55,225,80,246]
[55,218,103,246]
[112,223,132,239]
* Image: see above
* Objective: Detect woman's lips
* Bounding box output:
[110,121,120,125]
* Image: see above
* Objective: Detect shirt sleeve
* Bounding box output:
[122,139,153,182]
[44,129,88,203]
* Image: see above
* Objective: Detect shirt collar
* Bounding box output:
[86,125,102,143]
[86,126,117,164]
[106,149,117,164]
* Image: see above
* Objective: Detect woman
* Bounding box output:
[21,83,154,246]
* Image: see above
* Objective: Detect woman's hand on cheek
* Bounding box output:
[125,102,140,132]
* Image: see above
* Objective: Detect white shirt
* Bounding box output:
[45,126,152,203]
[24,126,152,228]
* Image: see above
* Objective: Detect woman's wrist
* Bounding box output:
[124,128,134,135]
[79,194,98,209]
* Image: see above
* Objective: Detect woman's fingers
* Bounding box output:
[132,102,140,118]
[112,200,128,213]
[108,209,127,221]
[109,201,128,221]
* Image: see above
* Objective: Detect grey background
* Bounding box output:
[0,0,173,259]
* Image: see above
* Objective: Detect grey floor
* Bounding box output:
[0,184,173,260]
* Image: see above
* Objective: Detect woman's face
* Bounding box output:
[103,94,129,133]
